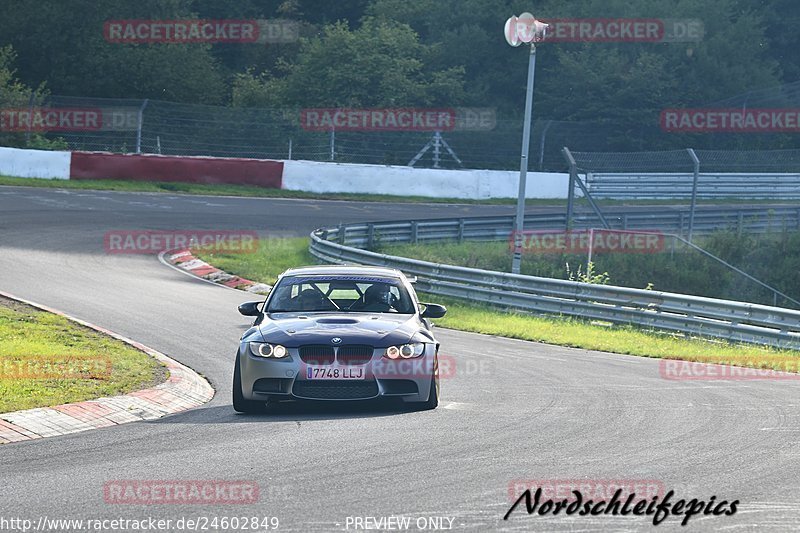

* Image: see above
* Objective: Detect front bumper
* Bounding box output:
[238,344,436,403]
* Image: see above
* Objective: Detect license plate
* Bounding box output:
[306,366,365,380]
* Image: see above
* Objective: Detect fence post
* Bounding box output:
[288,139,293,160]
[538,119,553,170]
[410,221,418,244]
[686,148,700,242]
[562,147,577,230]
[25,91,35,146]
[329,128,335,161]
[457,219,465,243]
[135,99,149,154]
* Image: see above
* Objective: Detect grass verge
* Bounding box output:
[1,175,794,206]
[0,296,167,413]
[0,175,521,205]
[195,237,800,370]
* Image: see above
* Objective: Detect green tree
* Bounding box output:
[0,0,225,103]
[369,0,782,148]
[232,18,465,108]
[0,45,63,149]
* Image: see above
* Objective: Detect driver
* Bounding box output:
[360,283,397,312]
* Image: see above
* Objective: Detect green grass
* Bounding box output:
[195,237,800,370]
[2,174,795,206]
[382,234,800,309]
[430,295,799,367]
[0,175,521,205]
[197,237,316,284]
[0,297,167,413]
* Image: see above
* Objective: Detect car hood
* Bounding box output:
[256,312,427,346]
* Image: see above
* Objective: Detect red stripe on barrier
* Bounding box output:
[69,152,283,188]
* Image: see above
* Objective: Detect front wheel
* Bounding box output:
[233,354,267,414]
[410,359,439,411]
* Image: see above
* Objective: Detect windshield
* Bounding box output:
[266,275,415,314]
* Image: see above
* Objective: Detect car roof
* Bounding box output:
[280,264,405,279]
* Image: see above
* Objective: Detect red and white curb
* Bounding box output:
[0,290,214,445]
[163,250,271,295]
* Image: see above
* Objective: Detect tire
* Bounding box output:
[232,354,267,414]
[410,356,439,411]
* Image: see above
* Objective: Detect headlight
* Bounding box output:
[384,343,425,359]
[249,342,288,359]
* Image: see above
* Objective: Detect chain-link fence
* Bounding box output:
[5,93,800,172]
[2,94,591,170]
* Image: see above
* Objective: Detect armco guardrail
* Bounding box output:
[319,206,800,247]
[587,173,800,200]
[309,207,800,350]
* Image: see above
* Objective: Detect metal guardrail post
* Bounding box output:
[457,219,465,243]
[367,224,375,249]
[687,148,700,242]
[410,221,418,244]
[338,223,345,245]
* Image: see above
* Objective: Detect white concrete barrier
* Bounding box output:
[282,160,570,199]
[0,147,572,199]
[0,146,71,179]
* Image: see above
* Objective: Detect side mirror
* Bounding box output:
[238,301,262,317]
[420,303,447,319]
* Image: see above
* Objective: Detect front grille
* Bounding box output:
[298,345,335,365]
[292,380,379,400]
[336,345,374,365]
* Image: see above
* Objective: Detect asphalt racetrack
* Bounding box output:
[1,186,799,532]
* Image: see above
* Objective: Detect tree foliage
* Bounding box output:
[232,18,464,108]
[0,45,63,148]
[0,0,798,151]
